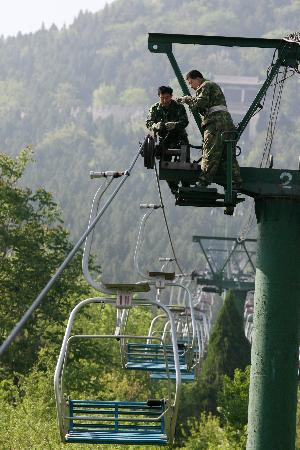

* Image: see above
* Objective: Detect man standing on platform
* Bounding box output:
[177,70,242,187]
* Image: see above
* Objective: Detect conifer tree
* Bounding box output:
[198,289,251,414]
[178,289,251,431]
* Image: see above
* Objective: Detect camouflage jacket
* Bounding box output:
[186,80,234,128]
[146,100,189,142]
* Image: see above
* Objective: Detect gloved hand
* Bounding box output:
[176,96,193,104]
[165,121,177,130]
[152,122,163,132]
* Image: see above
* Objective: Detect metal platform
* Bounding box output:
[175,186,244,208]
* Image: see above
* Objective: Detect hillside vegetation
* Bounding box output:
[0,0,299,279]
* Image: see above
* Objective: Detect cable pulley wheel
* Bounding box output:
[143,135,155,169]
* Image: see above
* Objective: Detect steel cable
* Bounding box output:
[154,161,184,275]
[238,62,288,241]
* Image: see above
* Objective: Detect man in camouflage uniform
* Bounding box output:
[146,85,189,151]
[177,70,242,187]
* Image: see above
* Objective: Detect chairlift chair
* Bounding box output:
[54,296,182,446]
[132,206,201,375]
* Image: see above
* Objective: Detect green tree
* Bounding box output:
[198,290,251,414]
[92,83,117,110]
[51,82,83,123]
[0,79,27,120]
[0,149,92,376]
[181,367,250,450]
[120,87,149,105]
[178,290,251,435]
[218,366,250,431]
[182,413,235,450]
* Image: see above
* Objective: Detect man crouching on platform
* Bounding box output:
[146,85,189,193]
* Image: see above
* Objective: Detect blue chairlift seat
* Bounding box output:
[150,372,195,382]
[65,399,168,445]
[125,342,190,373]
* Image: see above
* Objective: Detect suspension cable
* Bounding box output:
[154,161,184,275]
[238,62,288,241]
[260,67,287,168]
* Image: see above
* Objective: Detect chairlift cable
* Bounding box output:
[154,161,184,275]
[238,203,255,241]
[238,64,287,241]
[260,67,287,168]
[260,71,279,168]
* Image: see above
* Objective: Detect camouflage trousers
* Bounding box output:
[200,122,242,184]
